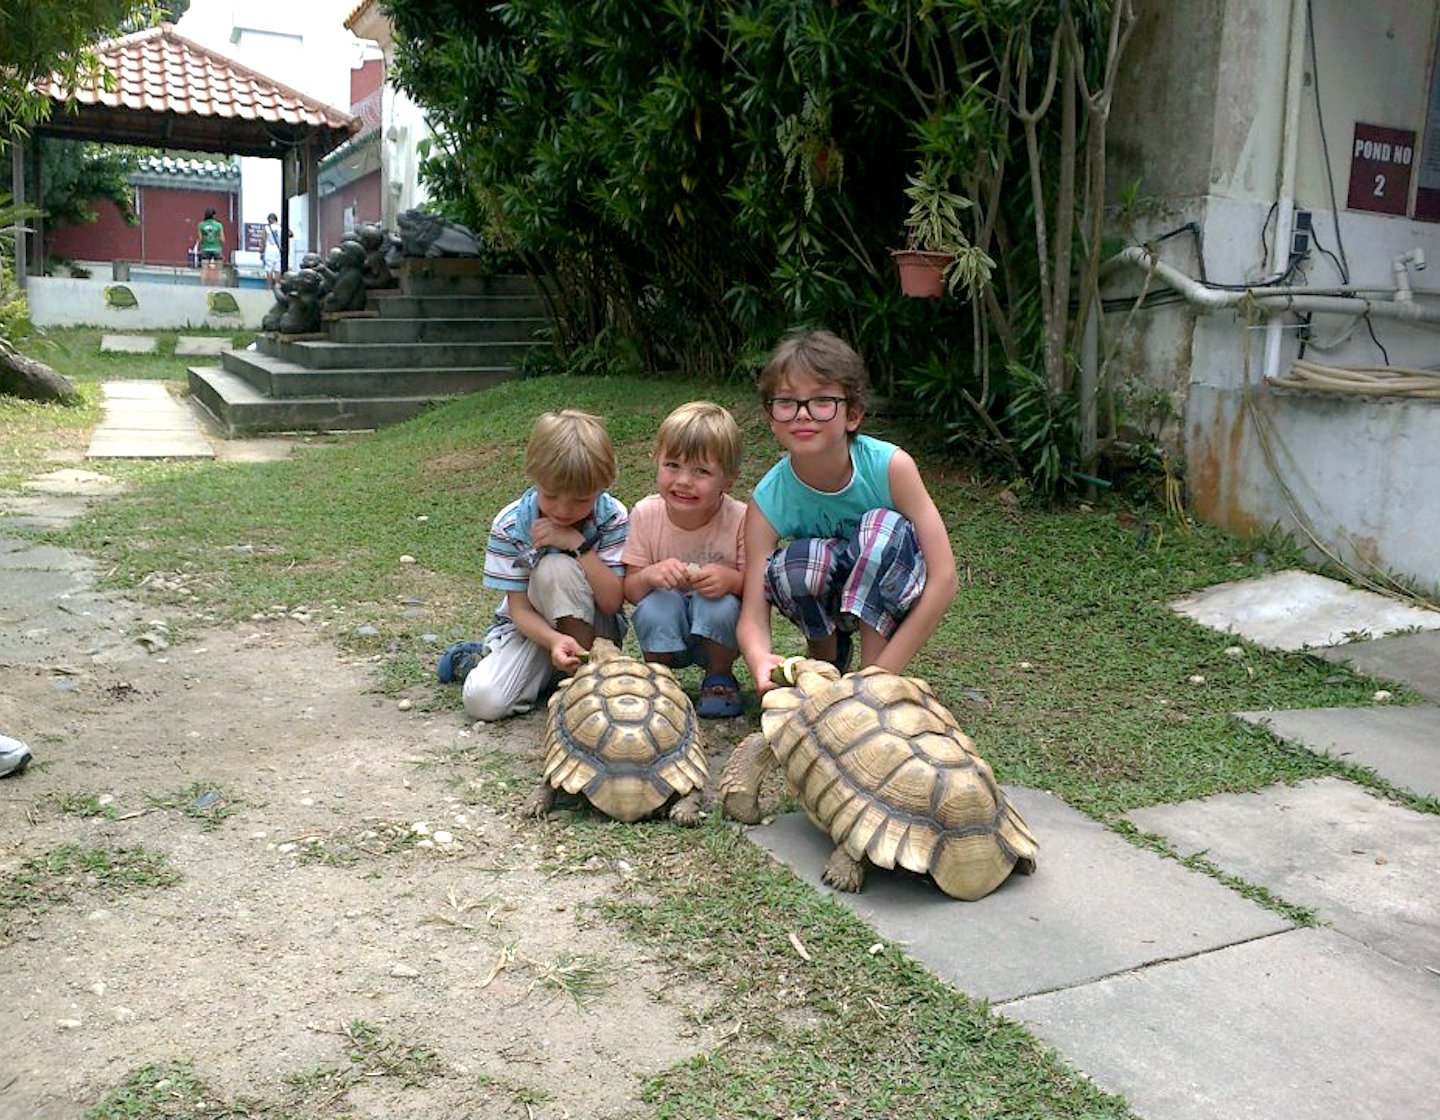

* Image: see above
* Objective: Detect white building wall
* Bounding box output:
[1107,0,1440,595]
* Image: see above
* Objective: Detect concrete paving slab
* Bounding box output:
[88,381,215,459]
[99,334,157,353]
[101,380,169,399]
[1313,628,1440,700]
[20,469,125,497]
[1126,777,1440,971]
[174,335,233,356]
[1005,926,1440,1120]
[745,787,1291,1003]
[212,437,298,463]
[0,541,92,571]
[1170,569,1440,651]
[97,412,208,434]
[1238,707,1440,800]
[0,495,96,531]
[87,440,213,459]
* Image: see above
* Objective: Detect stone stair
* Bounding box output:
[187,261,548,436]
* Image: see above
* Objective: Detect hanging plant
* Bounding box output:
[891,163,994,300]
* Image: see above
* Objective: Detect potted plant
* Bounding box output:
[891,164,994,300]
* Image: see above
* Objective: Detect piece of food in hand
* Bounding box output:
[686,562,701,582]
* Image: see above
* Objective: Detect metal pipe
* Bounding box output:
[1103,245,1440,329]
[1265,0,1313,381]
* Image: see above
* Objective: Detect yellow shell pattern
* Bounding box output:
[762,666,1037,900]
[541,648,706,822]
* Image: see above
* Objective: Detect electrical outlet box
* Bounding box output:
[1290,209,1313,260]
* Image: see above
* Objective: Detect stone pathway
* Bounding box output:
[748,571,1440,1120]
[86,381,214,459]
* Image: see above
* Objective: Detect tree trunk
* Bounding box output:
[0,340,78,403]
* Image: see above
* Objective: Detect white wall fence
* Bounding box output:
[25,276,274,331]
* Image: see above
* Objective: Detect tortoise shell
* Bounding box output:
[539,639,706,822]
[760,662,1036,900]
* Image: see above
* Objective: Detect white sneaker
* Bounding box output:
[0,733,32,778]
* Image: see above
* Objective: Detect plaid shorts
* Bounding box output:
[762,509,925,640]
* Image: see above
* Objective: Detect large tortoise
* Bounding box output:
[719,658,1036,900]
[525,639,707,824]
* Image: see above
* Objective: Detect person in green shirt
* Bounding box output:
[196,208,224,261]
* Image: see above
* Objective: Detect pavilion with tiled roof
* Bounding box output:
[12,23,359,285]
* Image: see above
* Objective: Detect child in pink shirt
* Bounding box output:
[623,402,747,718]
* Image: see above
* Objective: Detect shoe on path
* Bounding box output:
[0,733,32,779]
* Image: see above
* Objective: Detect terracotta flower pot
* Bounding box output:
[890,249,953,298]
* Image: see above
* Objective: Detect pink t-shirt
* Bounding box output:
[622,493,747,573]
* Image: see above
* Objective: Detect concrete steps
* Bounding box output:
[188,261,549,436]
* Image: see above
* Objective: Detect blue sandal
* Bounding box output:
[697,673,743,719]
[437,640,488,684]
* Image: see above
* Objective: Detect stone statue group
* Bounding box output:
[261,209,483,335]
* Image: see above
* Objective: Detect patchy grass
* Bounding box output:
[88,1022,442,1119]
[0,844,180,939]
[0,386,101,489]
[599,819,1135,1119]
[0,325,253,490]
[85,1060,269,1120]
[54,791,119,820]
[26,326,255,386]
[145,781,241,831]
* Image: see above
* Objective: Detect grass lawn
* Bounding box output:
[4,361,1429,1118]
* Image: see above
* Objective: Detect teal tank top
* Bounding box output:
[751,434,896,541]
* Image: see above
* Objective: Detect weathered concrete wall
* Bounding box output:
[1105,0,1440,595]
[26,277,273,331]
[1109,0,1224,203]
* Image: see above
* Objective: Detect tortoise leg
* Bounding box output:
[718,732,778,824]
[822,847,867,893]
[522,782,557,819]
[667,790,704,828]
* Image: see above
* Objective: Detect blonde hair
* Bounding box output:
[757,328,871,412]
[655,401,742,480]
[525,410,616,494]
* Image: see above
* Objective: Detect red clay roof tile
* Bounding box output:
[33,23,357,154]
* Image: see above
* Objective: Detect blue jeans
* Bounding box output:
[632,589,740,667]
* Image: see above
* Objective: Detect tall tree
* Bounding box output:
[0,0,153,400]
[0,1,145,139]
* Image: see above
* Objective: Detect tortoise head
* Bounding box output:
[587,637,621,663]
[772,657,841,690]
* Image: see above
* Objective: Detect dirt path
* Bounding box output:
[0,474,725,1119]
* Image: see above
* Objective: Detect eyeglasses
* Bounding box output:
[764,395,847,422]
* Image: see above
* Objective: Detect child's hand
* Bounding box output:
[531,517,584,554]
[549,636,586,673]
[688,564,729,599]
[647,558,692,591]
[749,652,790,695]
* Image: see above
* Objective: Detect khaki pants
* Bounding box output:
[462,554,622,721]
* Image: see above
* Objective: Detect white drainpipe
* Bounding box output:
[1263,0,1312,382]
[1103,246,1440,329]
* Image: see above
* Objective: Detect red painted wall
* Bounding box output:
[48,187,239,266]
[319,170,382,254]
[353,58,383,104]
